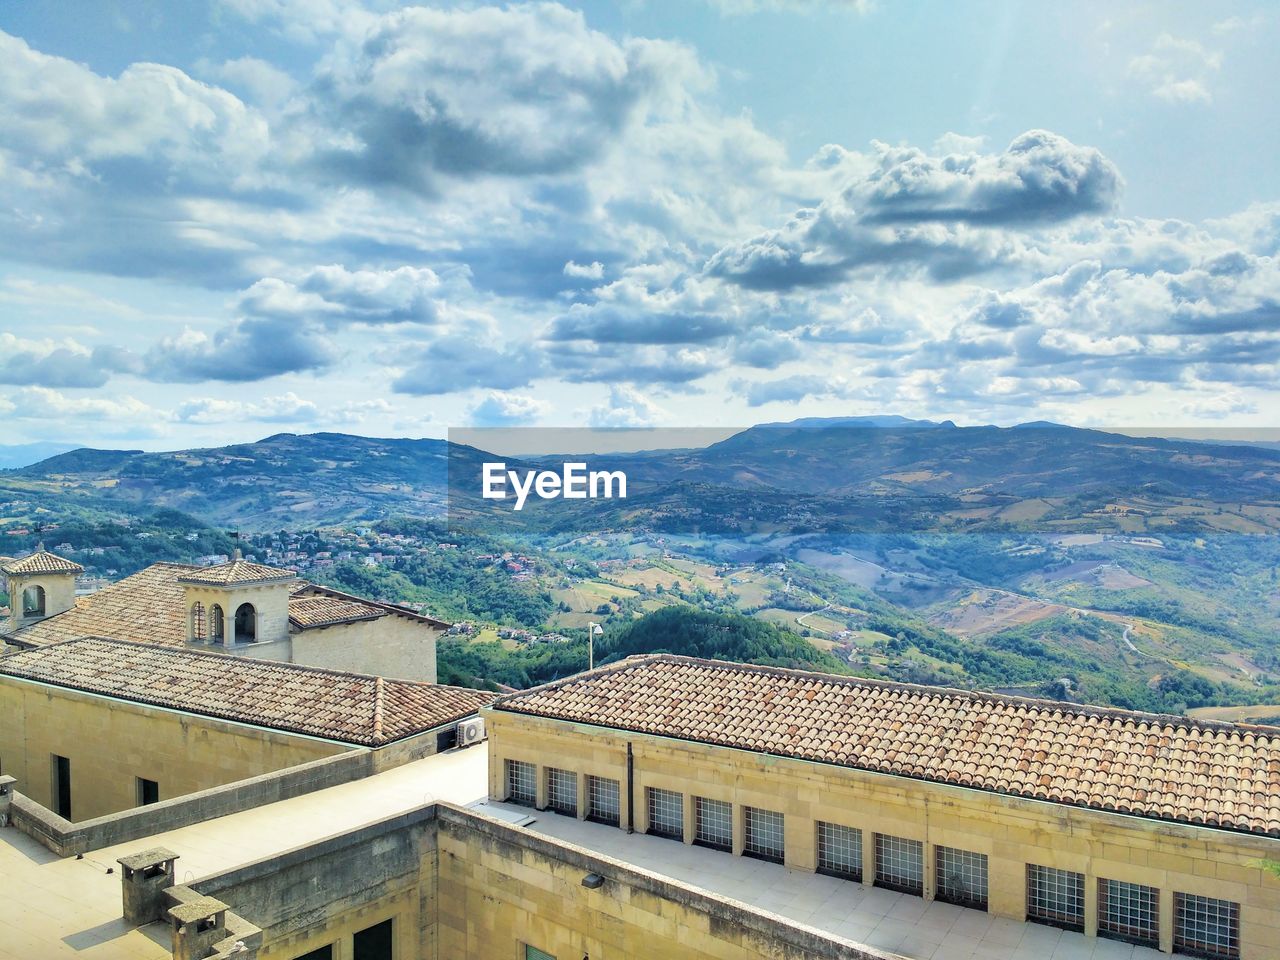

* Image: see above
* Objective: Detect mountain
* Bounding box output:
[0,442,84,470]
[4,419,1279,533]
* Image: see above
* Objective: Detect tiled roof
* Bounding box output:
[1,549,84,576]
[494,655,1280,837]
[289,594,384,629]
[6,563,193,646]
[0,637,494,746]
[176,558,296,586]
[291,583,449,630]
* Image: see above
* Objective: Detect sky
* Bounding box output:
[0,0,1278,449]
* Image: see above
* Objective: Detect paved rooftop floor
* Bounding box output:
[481,800,1167,960]
[0,745,489,960]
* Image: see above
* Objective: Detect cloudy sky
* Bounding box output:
[1,0,1278,449]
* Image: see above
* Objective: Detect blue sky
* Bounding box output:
[0,0,1277,448]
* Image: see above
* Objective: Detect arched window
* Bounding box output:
[210,604,225,642]
[234,603,257,643]
[189,602,206,641]
[22,585,46,618]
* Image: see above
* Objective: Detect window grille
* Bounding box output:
[586,776,620,826]
[874,834,923,895]
[743,806,785,864]
[524,946,556,960]
[935,845,988,910]
[1026,864,1085,931]
[646,787,683,841]
[694,797,733,851]
[1098,878,1159,947]
[1174,893,1240,959]
[816,821,862,881]
[545,767,577,816]
[505,759,536,807]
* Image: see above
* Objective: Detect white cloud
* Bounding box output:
[2,386,156,421]
[174,392,319,424]
[468,391,548,427]
[1128,34,1220,105]
[564,260,605,280]
[589,385,665,427]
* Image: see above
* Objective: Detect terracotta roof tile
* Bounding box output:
[1,549,83,576]
[0,636,493,746]
[288,595,384,629]
[494,655,1280,838]
[176,558,296,586]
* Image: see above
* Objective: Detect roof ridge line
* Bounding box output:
[373,676,385,742]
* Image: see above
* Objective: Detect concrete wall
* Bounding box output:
[290,615,440,684]
[0,677,352,821]
[485,709,1280,959]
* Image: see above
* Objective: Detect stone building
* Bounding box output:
[0,652,1277,960]
[1,548,445,683]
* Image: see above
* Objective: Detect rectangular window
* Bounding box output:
[545,767,577,816]
[693,797,733,851]
[874,834,923,896]
[1174,893,1240,960]
[645,787,683,841]
[743,806,785,864]
[505,759,536,807]
[524,947,556,960]
[294,946,333,960]
[1098,878,1159,948]
[935,845,988,910]
[816,821,862,881]
[586,775,620,827]
[1026,864,1085,932]
[52,754,71,820]
[137,777,160,806]
[353,918,393,960]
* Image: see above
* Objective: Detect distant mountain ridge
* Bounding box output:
[4,417,1279,530]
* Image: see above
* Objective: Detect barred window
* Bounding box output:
[1174,893,1240,960]
[545,767,577,817]
[586,775,620,827]
[1099,878,1159,948]
[505,759,536,807]
[874,834,923,896]
[646,787,684,841]
[743,806,785,863]
[524,946,555,960]
[935,845,988,910]
[1026,864,1084,931]
[694,797,733,851]
[816,821,862,881]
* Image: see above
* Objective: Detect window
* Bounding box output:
[645,787,683,841]
[694,797,732,851]
[189,602,206,641]
[545,767,577,816]
[210,604,225,642]
[1174,893,1240,959]
[22,585,45,618]
[874,834,923,895]
[586,775,620,827]
[743,806,785,864]
[51,754,71,820]
[505,759,536,807]
[935,846,988,910]
[816,821,862,881]
[137,777,159,806]
[1098,878,1159,948]
[293,946,333,960]
[353,919,393,960]
[1026,864,1085,932]
[524,947,555,960]
[234,602,257,642]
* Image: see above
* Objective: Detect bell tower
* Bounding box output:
[177,551,295,648]
[1,545,82,633]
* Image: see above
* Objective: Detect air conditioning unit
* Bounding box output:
[457,716,486,747]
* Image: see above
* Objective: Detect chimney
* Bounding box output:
[0,775,15,827]
[117,847,179,925]
[168,897,230,960]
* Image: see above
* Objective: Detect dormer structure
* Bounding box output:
[0,545,83,634]
[176,551,295,648]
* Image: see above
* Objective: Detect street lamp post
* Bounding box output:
[587,621,603,670]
